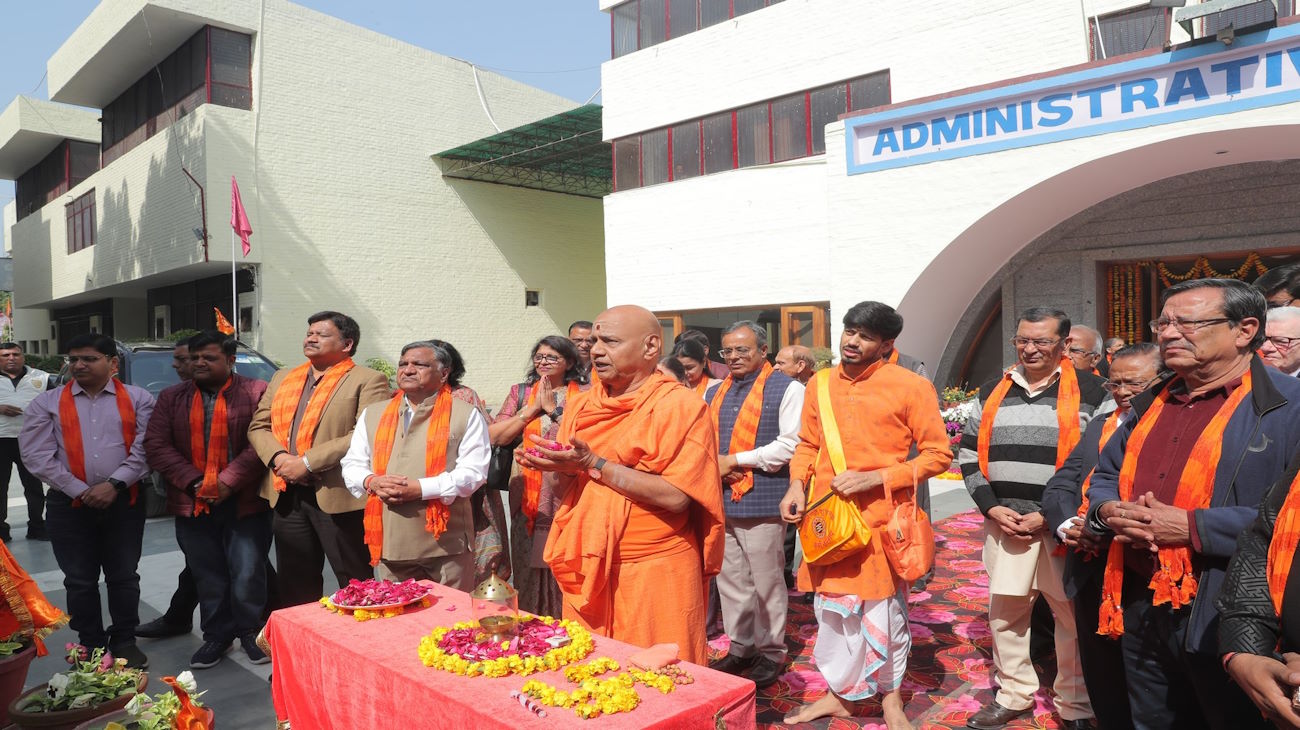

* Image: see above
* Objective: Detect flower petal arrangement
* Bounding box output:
[19,645,144,713]
[417,617,593,677]
[320,578,432,621]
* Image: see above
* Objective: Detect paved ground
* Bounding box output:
[5,476,976,728]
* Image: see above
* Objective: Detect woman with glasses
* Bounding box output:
[487,336,588,616]
[673,338,721,399]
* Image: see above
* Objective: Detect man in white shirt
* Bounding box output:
[1259,305,1300,377]
[0,343,50,541]
[705,321,804,689]
[341,341,489,588]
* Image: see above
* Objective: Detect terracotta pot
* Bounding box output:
[0,645,37,716]
[69,706,215,730]
[7,674,147,730]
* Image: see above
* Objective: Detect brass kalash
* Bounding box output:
[470,574,519,644]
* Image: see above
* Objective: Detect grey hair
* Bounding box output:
[1161,278,1267,350]
[400,340,451,370]
[723,320,768,349]
[1268,306,1300,325]
[1071,325,1104,356]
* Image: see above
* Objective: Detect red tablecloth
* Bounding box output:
[266,582,756,729]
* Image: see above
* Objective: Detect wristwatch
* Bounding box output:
[301,455,313,473]
[108,478,128,492]
[588,457,608,481]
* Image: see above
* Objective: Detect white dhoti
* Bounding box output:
[811,586,910,701]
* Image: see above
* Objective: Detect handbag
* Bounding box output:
[799,370,873,566]
[486,382,528,492]
[879,464,935,582]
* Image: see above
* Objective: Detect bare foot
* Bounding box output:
[882,689,912,730]
[783,693,854,724]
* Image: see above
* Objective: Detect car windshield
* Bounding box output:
[125,348,279,397]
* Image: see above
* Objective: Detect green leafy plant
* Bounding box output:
[165,329,202,344]
[810,347,835,370]
[366,357,396,387]
[20,645,143,712]
[123,671,204,729]
[0,638,24,657]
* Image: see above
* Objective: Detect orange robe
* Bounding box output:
[544,373,724,665]
[791,361,951,600]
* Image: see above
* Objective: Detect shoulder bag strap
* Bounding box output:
[806,370,849,512]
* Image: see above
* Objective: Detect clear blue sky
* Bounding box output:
[0,0,609,250]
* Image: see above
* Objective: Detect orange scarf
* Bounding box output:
[693,377,711,397]
[520,380,582,534]
[1267,470,1300,617]
[59,380,137,507]
[887,350,900,364]
[361,386,453,566]
[188,378,234,516]
[978,363,1081,479]
[1076,410,1123,519]
[708,362,775,502]
[1097,371,1252,637]
[269,360,356,492]
[0,540,66,655]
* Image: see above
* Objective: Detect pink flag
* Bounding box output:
[230,176,252,256]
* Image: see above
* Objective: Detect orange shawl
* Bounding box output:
[0,541,66,655]
[188,378,234,516]
[521,380,582,534]
[978,363,1081,478]
[1098,372,1252,637]
[1269,471,1300,617]
[1076,410,1123,519]
[269,360,356,492]
[361,386,453,566]
[693,377,711,397]
[59,380,137,507]
[887,350,899,364]
[708,361,775,502]
[544,373,725,618]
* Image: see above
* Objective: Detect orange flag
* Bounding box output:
[214,307,235,335]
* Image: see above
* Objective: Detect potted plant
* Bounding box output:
[0,541,71,712]
[8,645,147,730]
[72,671,212,730]
[0,635,40,713]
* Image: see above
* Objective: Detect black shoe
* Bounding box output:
[136,616,191,639]
[25,525,48,541]
[748,656,785,689]
[967,701,1030,730]
[1061,721,1096,730]
[110,643,149,670]
[708,652,758,676]
[190,639,232,669]
[240,633,270,665]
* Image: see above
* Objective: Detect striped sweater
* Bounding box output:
[957,368,1108,515]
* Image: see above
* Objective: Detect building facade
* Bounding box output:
[600,0,1300,387]
[0,0,606,401]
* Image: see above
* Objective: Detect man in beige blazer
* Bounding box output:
[249,311,390,607]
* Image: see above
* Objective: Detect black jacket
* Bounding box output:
[1042,413,1116,600]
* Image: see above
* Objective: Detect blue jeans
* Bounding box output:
[174,501,273,642]
[46,490,145,648]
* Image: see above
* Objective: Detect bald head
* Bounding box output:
[591,305,664,394]
[774,345,815,384]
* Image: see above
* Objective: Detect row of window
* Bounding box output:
[612,71,889,191]
[612,0,784,58]
[14,141,99,221]
[66,191,95,254]
[1089,0,1293,59]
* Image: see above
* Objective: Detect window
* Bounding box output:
[14,140,101,221]
[1204,0,1289,35]
[209,28,253,109]
[611,70,892,191]
[1089,6,1168,60]
[66,191,95,254]
[612,0,786,57]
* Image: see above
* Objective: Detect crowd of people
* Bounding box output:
[3,264,1300,729]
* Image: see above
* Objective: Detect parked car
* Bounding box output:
[54,340,280,516]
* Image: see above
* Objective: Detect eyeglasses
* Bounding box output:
[1010,337,1060,349]
[1264,335,1300,351]
[1148,317,1231,335]
[1066,347,1095,357]
[718,347,755,357]
[67,355,106,364]
[532,354,562,365]
[1102,377,1158,393]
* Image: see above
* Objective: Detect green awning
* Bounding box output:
[434,104,610,198]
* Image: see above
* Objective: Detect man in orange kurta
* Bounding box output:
[780,301,950,727]
[521,305,725,665]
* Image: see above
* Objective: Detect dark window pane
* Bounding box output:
[613,2,638,57]
[68,141,99,186]
[809,84,847,155]
[209,27,251,86]
[733,0,764,16]
[1091,7,1166,59]
[1205,0,1276,35]
[641,128,669,186]
[671,122,700,180]
[848,71,890,112]
[640,0,667,48]
[771,93,807,162]
[211,84,252,110]
[736,103,770,167]
[191,31,207,88]
[669,0,698,38]
[700,0,729,27]
[173,43,191,101]
[702,112,733,174]
[614,137,640,190]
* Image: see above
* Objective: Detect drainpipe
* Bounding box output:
[181,167,209,262]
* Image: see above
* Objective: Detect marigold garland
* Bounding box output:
[318,596,431,622]
[417,618,593,678]
[520,662,691,719]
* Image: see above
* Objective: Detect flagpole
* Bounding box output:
[231,228,239,339]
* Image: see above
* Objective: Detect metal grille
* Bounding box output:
[1090,7,1168,60]
[1204,0,1288,35]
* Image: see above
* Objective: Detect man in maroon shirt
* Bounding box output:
[1084,279,1300,730]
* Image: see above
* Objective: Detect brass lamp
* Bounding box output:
[470,574,519,643]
